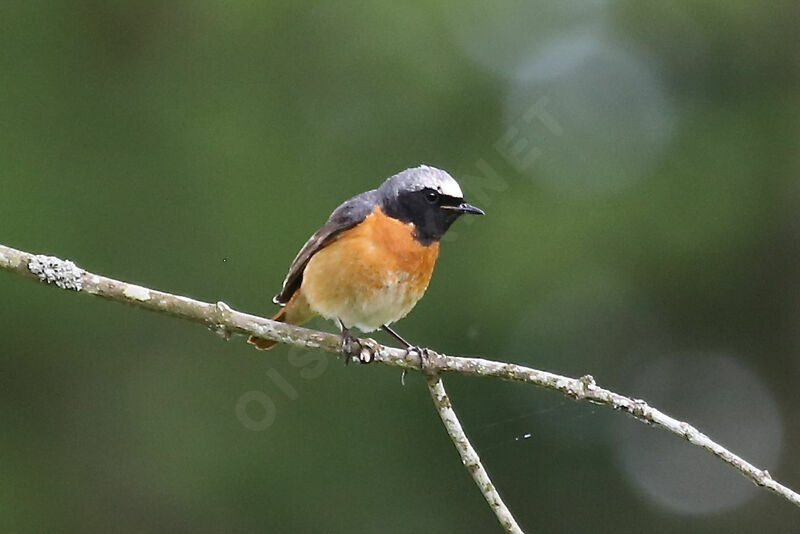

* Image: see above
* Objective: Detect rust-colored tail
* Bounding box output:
[247,307,286,350]
[247,290,313,351]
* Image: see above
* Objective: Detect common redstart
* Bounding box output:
[248,165,484,362]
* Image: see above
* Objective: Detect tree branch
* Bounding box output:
[426,374,523,533]
[2,242,799,523]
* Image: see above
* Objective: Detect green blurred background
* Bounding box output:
[2,2,799,532]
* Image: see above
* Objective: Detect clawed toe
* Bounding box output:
[405,345,430,371]
[339,325,375,365]
[381,325,430,374]
[357,344,375,364]
[340,333,358,359]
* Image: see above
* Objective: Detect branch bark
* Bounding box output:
[427,375,523,533]
[2,242,799,523]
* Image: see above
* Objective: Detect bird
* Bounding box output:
[248,165,484,362]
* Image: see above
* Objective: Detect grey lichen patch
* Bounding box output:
[123,284,151,301]
[28,255,83,291]
[210,324,232,340]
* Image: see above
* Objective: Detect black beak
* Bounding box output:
[452,202,485,215]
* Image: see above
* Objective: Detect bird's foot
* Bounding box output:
[340,327,375,365]
[404,345,431,372]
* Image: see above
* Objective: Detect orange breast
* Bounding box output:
[300,206,440,331]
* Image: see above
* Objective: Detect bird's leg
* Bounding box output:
[338,320,359,364]
[381,324,412,347]
[381,324,430,374]
[338,320,374,364]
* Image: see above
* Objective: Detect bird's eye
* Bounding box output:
[424,190,439,204]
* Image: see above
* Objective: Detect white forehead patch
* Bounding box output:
[409,165,464,198]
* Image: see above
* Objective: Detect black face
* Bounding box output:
[383,187,483,245]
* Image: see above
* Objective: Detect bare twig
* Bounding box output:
[2,242,799,517]
[426,375,523,533]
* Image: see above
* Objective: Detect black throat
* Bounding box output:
[381,192,462,246]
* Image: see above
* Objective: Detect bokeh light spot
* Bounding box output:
[614,353,784,515]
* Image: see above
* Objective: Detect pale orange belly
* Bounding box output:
[300,207,439,332]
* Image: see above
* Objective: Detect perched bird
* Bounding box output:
[248,165,484,361]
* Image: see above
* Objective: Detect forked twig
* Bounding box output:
[2,242,798,534]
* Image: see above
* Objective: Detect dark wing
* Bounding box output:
[273,189,379,305]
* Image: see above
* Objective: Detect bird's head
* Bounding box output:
[378,165,484,245]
